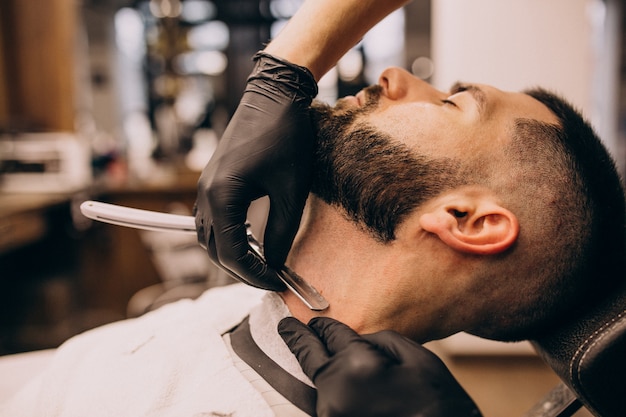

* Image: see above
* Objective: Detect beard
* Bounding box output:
[309,86,463,242]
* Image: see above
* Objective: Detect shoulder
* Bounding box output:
[57,283,265,353]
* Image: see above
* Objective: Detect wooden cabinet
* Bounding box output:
[0,0,77,131]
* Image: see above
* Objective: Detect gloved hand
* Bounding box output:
[279,317,483,417]
[195,51,318,291]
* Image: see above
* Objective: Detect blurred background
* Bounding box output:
[0,0,623,415]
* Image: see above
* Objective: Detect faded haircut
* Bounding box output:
[470,88,626,341]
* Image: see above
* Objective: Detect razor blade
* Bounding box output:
[80,200,329,311]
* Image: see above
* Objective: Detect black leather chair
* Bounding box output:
[524,280,626,417]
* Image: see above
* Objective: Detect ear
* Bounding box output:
[419,195,519,255]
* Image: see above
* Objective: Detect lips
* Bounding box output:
[354,93,363,107]
[336,95,360,108]
[342,91,367,107]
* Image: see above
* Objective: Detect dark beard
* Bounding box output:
[309,91,463,242]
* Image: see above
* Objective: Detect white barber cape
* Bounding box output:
[0,283,314,417]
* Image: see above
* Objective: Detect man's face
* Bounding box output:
[310,67,558,242]
[341,67,559,158]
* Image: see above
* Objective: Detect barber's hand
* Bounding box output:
[195,52,318,291]
[279,317,482,417]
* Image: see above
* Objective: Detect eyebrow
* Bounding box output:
[450,82,488,117]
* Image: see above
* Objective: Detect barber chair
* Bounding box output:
[523,280,626,417]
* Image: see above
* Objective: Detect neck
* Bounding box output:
[278,196,458,342]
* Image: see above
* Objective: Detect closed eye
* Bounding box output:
[446,81,488,118]
[443,84,469,107]
[449,83,469,95]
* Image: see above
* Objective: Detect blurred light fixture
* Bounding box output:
[115,8,146,56]
[181,0,217,22]
[187,20,230,50]
[175,88,207,124]
[174,51,228,75]
[269,0,304,19]
[411,56,434,80]
[337,49,364,82]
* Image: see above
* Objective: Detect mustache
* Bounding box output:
[309,83,385,145]
[361,84,383,106]
[310,84,384,120]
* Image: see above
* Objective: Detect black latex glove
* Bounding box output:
[195,52,318,291]
[279,317,483,417]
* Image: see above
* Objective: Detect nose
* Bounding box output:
[378,67,445,103]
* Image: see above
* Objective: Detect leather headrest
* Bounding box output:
[532,282,626,417]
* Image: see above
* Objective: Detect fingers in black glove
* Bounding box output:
[279,317,483,417]
[276,317,332,377]
[195,52,318,291]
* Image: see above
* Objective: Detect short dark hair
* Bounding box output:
[530,88,626,319]
[526,89,626,282]
[470,88,626,341]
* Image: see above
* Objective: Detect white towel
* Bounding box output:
[249,293,314,387]
[0,284,273,417]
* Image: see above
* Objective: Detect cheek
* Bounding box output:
[366,109,474,159]
[365,108,443,150]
